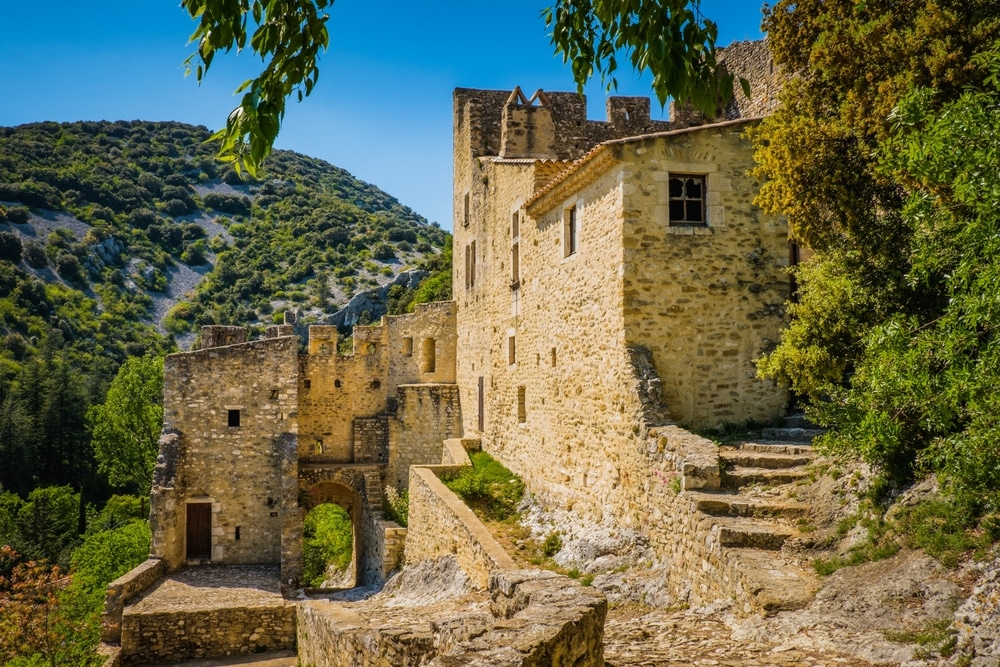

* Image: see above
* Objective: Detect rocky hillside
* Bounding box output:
[0,119,450,498]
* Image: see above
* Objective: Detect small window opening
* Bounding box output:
[563,205,578,257]
[370,379,381,390]
[303,379,311,389]
[508,335,516,366]
[235,526,241,541]
[512,211,520,239]
[668,175,707,225]
[517,386,526,423]
[367,342,378,356]
[335,379,342,388]
[421,338,436,373]
[402,337,413,356]
[315,440,324,455]
[463,191,470,227]
[511,242,520,287]
[551,347,557,367]
[269,389,279,399]
[228,409,241,427]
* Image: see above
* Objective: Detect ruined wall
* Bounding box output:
[621,122,790,426]
[719,39,784,120]
[298,303,457,465]
[386,384,463,489]
[155,335,298,570]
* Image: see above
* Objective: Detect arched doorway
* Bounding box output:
[302,481,359,589]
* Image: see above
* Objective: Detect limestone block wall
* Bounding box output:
[120,604,296,663]
[620,122,790,427]
[386,384,463,489]
[720,39,784,120]
[157,335,298,569]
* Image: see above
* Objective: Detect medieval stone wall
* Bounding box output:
[719,39,784,120]
[386,384,463,489]
[620,122,790,425]
[157,335,299,570]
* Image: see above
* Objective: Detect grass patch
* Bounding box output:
[443,451,526,521]
[883,619,957,658]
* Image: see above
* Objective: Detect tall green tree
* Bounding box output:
[87,356,164,495]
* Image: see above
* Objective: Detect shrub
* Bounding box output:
[383,486,409,527]
[302,503,353,588]
[6,207,30,224]
[0,232,22,262]
[444,451,525,521]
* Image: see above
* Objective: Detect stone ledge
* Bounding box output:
[101,558,168,643]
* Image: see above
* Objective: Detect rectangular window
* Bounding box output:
[508,335,516,366]
[227,409,241,428]
[517,386,526,423]
[511,211,519,239]
[563,205,578,257]
[668,174,707,225]
[463,191,470,227]
[465,241,477,289]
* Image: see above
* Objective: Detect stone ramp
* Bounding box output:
[119,566,296,665]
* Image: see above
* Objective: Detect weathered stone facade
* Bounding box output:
[149,301,460,589]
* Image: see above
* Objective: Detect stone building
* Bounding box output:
[148,303,460,586]
[451,40,790,521]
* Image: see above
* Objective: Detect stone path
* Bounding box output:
[127,565,286,614]
[135,651,296,667]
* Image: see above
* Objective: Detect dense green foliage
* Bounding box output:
[444,452,526,521]
[88,356,164,495]
[753,1,1000,514]
[302,503,353,588]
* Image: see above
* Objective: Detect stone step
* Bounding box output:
[686,490,810,519]
[722,467,810,489]
[715,518,795,550]
[760,427,824,442]
[727,549,819,615]
[720,448,815,469]
[783,414,816,429]
[737,441,815,456]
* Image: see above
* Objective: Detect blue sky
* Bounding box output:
[0,1,763,229]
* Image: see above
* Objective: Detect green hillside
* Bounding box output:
[0,119,450,501]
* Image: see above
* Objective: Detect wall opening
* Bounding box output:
[302,502,355,589]
[551,347,557,367]
[186,502,212,561]
[508,335,516,366]
[421,338,436,373]
[402,337,413,356]
[668,174,707,225]
[463,191,470,227]
[563,205,578,257]
[227,409,241,427]
[517,386,526,423]
[302,482,360,589]
[478,376,485,432]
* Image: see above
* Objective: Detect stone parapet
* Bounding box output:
[100,558,167,643]
[405,466,515,589]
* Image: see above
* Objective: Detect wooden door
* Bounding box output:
[186,503,212,560]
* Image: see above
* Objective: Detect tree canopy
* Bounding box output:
[87,355,164,494]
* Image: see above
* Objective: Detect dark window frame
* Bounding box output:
[668,174,707,226]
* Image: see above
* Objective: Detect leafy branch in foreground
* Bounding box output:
[182,0,333,176]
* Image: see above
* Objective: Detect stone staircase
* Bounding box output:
[686,417,825,614]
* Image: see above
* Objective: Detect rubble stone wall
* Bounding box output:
[119,605,296,664]
[386,384,463,489]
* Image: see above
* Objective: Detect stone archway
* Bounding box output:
[299,465,383,586]
[302,481,359,588]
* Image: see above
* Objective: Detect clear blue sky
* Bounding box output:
[0,1,763,229]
